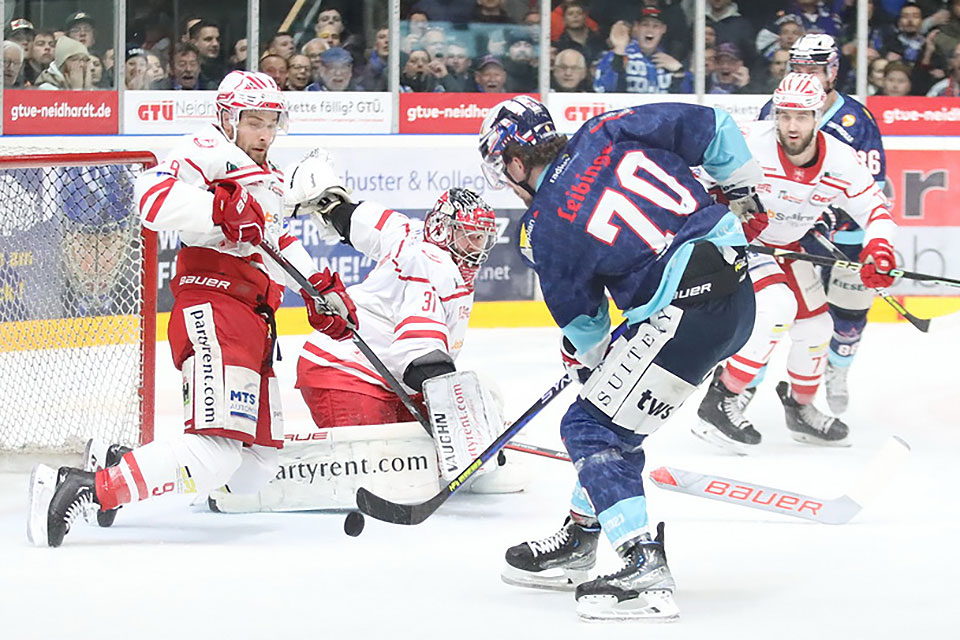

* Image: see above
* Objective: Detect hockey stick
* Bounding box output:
[648,435,911,524]
[356,322,630,525]
[260,241,567,463]
[809,231,929,332]
[748,244,960,289]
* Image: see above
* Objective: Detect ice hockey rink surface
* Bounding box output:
[2,319,957,639]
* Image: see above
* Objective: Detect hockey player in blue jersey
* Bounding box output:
[757,33,887,414]
[478,96,765,622]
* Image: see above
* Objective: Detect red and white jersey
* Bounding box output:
[133,123,315,292]
[298,202,475,395]
[744,121,896,248]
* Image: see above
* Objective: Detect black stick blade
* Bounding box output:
[355,487,447,525]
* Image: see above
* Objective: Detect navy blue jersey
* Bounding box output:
[523,104,755,351]
[759,92,885,186]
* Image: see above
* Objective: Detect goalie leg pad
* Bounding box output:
[424,370,503,482]
[209,422,440,512]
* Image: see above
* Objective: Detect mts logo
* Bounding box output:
[564,103,607,121]
[138,101,174,121]
[230,390,256,404]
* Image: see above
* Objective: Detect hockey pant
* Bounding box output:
[96,434,279,510]
[823,239,874,368]
[563,279,755,550]
[723,254,832,405]
[167,289,284,448]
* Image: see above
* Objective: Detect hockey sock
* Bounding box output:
[95,434,244,510]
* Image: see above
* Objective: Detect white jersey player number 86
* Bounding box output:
[586,151,697,252]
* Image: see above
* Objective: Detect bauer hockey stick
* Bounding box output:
[648,436,911,524]
[260,242,570,463]
[747,244,960,290]
[809,231,930,332]
[356,321,630,525]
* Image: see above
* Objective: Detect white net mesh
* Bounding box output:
[0,152,156,457]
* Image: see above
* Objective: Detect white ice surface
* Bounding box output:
[2,320,958,639]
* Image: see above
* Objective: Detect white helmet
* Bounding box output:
[788,33,840,84]
[215,70,288,140]
[773,72,827,114]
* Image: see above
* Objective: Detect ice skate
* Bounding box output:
[824,362,850,414]
[692,366,762,454]
[575,522,679,622]
[776,381,850,446]
[83,439,131,527]
[501,515,600,591]
[28,467,100,547]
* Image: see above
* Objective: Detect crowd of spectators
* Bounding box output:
[5,1,960,97]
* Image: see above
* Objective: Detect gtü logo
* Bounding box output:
[138,101,174,121]
[564,103,607,121]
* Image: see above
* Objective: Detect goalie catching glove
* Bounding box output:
[285,148,353,244]
[302,269,358,341]
[212,179,265,245]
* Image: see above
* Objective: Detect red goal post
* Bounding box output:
[0,150,158,463]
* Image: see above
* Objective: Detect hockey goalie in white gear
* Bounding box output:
[694,73,897,453]
[210,165,525,513]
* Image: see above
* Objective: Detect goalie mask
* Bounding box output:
[423,188,497,285]
[215,70,288,143]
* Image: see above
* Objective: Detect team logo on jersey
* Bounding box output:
[226,162,240,172]
[841,114,856,127]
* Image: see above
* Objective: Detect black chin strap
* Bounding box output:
[506,165,536,198]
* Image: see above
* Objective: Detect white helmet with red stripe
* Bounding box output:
[773,72,827,114]
[424,188,498,285]
[216,70,288,140]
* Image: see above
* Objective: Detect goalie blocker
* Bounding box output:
[210,371,526,513]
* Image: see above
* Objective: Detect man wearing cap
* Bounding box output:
[23,28,55,86]
[475,54,507,92]
[307,47,359,91]
[708,42,752,93]
[35,36,92,90]
[65,12,98,55]
[503,28,537,92]
[6,18,34,54]
[594,8,691,93]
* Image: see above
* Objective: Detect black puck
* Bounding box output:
[344,511,366,537]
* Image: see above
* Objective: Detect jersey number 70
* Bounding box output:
[585,151,697,252]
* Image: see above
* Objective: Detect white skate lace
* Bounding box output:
[721,395,750,429]
[798,404,836,434]
[66,491,97,529]
[528,527,570,557]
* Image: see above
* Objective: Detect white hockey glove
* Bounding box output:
[423,370,504,483]
[284,148,353,244]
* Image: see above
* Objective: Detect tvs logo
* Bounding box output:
[137,101,174,121]
[563,103,608,121]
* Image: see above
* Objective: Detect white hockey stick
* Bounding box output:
[648,436,910,524]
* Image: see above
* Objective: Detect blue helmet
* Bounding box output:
[478,95,559,189]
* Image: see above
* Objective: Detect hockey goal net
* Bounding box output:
[0,150,157,463]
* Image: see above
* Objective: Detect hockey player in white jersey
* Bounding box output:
[27,71,358,547]
[695,73,897,452]
[209,153,516,513]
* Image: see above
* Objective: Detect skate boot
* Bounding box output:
[27,467,99,547]
[692,366,762,454]
[776,381,850,446]
[84,439,131,527]
[824,362,850,414]
[575,522,679,622]
[501,514,600,591]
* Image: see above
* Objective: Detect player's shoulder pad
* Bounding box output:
[821,133,870,177]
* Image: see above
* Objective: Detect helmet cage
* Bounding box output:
[424,189,498,272]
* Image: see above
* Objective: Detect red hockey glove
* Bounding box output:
[212,180,265,245]
[859,238,897,288]
[560,335,610,384]
[301,269,358,341]
[741,210,769,243]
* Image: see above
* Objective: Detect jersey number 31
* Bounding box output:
[585,151,697,252]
